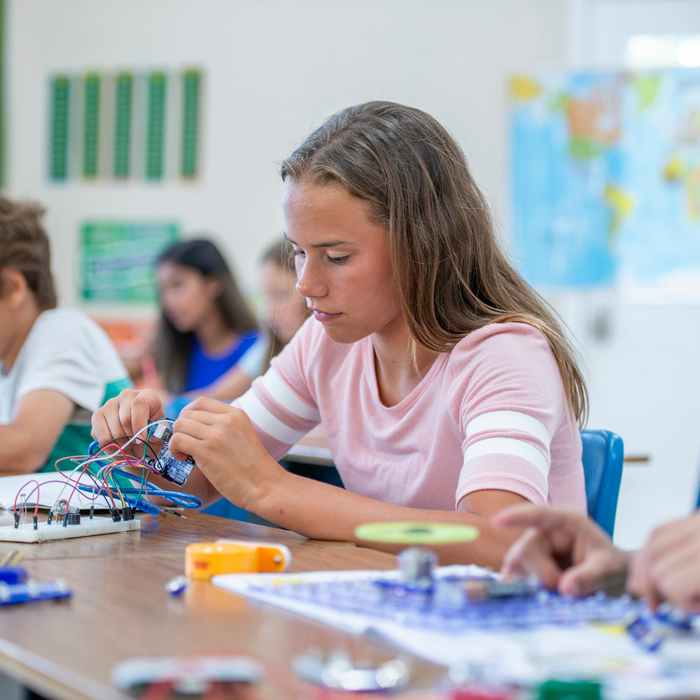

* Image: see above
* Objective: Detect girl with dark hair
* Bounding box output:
[153,239,266,409]
[94,102,588,568]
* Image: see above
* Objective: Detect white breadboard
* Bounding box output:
[0,517,140,543]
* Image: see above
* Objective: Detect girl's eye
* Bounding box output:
[292,249,305,258]
[328,255,349,265]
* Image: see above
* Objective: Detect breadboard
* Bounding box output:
[0,517,140,543]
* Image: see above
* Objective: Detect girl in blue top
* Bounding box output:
[153,239,266,410]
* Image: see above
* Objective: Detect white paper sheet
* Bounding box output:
[0,473,112,511]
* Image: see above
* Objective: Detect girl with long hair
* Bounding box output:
[153,239,265,407]
[93,102,588,568]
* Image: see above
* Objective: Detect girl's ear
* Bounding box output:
[0,268,29,309]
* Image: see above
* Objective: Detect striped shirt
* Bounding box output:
[233,319,586,512]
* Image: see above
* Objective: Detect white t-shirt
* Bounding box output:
[0,309,129,423]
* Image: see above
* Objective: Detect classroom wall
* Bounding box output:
[549,0,700,550]
[5,0,565,305]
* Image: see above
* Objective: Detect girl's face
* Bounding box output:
[282,179,402,345]
[157,261,220,333]
[260,260,307,344]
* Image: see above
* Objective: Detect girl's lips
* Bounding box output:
[311,309,342,322]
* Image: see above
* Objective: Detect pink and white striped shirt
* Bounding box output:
[234,319,586,512]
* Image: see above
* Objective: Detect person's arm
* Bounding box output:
[492,505,631,596]
[627,512,700,612]
[170,397,528,567]
[190,366,253,402]
[0,389,75,472]
[91,390,527,567]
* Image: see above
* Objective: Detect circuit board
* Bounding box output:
[216,566,700,695]
[239,567,645,631]
[0,516,140,543]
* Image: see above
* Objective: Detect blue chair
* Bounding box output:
[201,498,249,521]
[580,430,624,538]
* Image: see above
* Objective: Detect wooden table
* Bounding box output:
[0,512,442,700]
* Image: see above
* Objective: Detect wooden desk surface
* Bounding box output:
[0,510,354,561]
[0,545,441,700]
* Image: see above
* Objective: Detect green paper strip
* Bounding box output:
[83,73,101,178]
[113,73,132,178]
[50,75,70,180]
[181,69,200,179]
[146,72,167,180]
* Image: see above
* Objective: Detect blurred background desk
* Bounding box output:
[0,512,440,700]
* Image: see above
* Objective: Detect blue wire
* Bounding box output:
[84,442,202,513]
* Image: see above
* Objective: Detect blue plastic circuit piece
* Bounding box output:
[247,572,697,642]
[151,443,196,487]
[0,567,29,585]
[0,579,71,606]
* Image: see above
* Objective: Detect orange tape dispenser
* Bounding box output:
[185,540,291,581]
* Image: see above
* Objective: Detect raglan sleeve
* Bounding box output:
[452,324,570,508]
[232,318,321,461]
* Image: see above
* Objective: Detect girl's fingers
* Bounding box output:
[131,390,165,435]
[168,431,204,461]
[173,416,213,441]
[182,396,234,415]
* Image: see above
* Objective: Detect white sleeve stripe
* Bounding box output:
[464,437,550,477]
[238,391,307,445]
[260,369,321,423]
[466,411,551,446]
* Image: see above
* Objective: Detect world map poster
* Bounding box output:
[511,68,700,292]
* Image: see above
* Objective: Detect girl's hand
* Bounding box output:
[627,512,700,612]
[492,505,630,597]
[91,388,166,458]
[169,396,286,511]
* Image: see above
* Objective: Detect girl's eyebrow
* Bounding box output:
[284,234,352,249]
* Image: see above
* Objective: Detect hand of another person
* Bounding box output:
[169,396,286,510]
[91,388,166,458]
[492,505,631,597]
[627,511,700,612]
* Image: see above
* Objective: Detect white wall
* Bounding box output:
[5,0,565,308]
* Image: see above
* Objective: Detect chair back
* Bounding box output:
[580,430,624,538]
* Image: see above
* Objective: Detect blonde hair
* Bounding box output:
[281,101,588,425]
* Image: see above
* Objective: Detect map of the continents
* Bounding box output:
[511,69,700,289]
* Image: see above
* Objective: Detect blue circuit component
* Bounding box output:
[248,572,696,640]
[0,579,71,606]
[0,567,28,585]
[151,443,196,487]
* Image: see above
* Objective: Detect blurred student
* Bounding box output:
[93,102,588,568]
[153,239,266,409]
[493,505,700,613]
[0,194,130,473]
[259,238,310,366]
